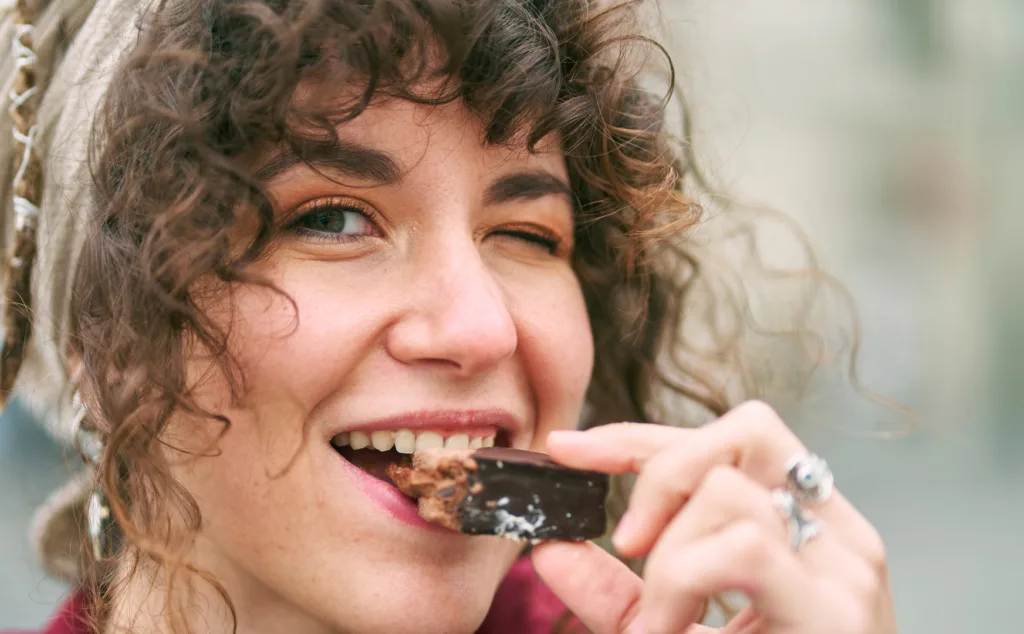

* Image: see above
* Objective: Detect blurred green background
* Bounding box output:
[2,0,1021,630]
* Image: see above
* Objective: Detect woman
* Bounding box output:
[0,0,897,632]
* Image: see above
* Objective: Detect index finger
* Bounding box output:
[545,422,691,473]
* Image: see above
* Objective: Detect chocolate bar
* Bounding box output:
[387,447,609,541]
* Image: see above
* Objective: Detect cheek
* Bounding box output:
[192,263,380,415]
[174,268,376,542]
[178,263,381,488]
[507,268,594,438]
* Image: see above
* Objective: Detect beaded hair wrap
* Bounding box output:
[0,0,153,582]
[0,0,40,405]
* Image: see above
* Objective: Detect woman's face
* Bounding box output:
[170,97,594,633]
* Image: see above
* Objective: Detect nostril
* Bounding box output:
[383,271,517,373]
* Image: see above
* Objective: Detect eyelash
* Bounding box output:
[284,199,563,254]
[492,226,562,255]
[284,199,382,244]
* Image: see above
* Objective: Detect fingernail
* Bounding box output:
[612,511,638,553]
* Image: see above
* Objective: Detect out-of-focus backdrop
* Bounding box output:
[2,0,1021,630]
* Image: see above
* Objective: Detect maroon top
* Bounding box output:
[6,557,583,634]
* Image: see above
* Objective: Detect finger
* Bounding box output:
[531,541,644,634]
[641,466,787,559]
[642,521,813,634]
[608,406,798,556]
[546,402,803,473]
[584,402,873,559]
[648,466,865,580]
[546,423,688,474]
[720,607,761,634]
[613,439,761,557]
[550,402,881,561]
[686,402,876,554]
[531,542,720,634]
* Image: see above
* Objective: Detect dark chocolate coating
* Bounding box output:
[459,448,609,541]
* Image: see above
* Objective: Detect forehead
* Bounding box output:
[285,82,567,180]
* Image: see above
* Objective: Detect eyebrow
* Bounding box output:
[256,138,403,185]
[258,139,571,206]
[483,170,573,206]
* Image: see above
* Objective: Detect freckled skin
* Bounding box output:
[149,99,594,634]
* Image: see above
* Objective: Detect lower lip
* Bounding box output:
[331,448,457,534]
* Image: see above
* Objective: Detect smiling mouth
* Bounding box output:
[331,429,509,483]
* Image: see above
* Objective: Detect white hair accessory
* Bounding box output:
[1,0,153,582]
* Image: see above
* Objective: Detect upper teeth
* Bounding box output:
[332,429,496,454]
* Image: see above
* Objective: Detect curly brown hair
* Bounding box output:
[61,0,836,631]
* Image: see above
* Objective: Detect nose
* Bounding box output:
[386,242,518,376]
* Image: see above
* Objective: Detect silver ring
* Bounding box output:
[772,489,822,551]
[785,452,834,505]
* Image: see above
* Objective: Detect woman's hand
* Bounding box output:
[531,401,898,634]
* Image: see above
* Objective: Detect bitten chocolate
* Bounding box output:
[387,447,609,541]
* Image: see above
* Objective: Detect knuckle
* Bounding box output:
[735,399,783,427]
[637,450,687,492]
[643,446,683,480]
[839,600,875,634]
[694,467,752,516]
[859,526,889,572]
[733,403,787,446]
[847,560,880,599]
[730,520,773,567]
[703,464,742,492]
[642,551,688,598]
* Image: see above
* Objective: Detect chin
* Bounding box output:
[344,605,491,634]
[315,558,509,634]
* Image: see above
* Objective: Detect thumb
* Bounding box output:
[532,541,644,634]
[532,543,719,634]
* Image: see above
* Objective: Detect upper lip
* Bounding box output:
[325,408,521,442]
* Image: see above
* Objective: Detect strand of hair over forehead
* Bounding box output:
[0,0,42,406]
